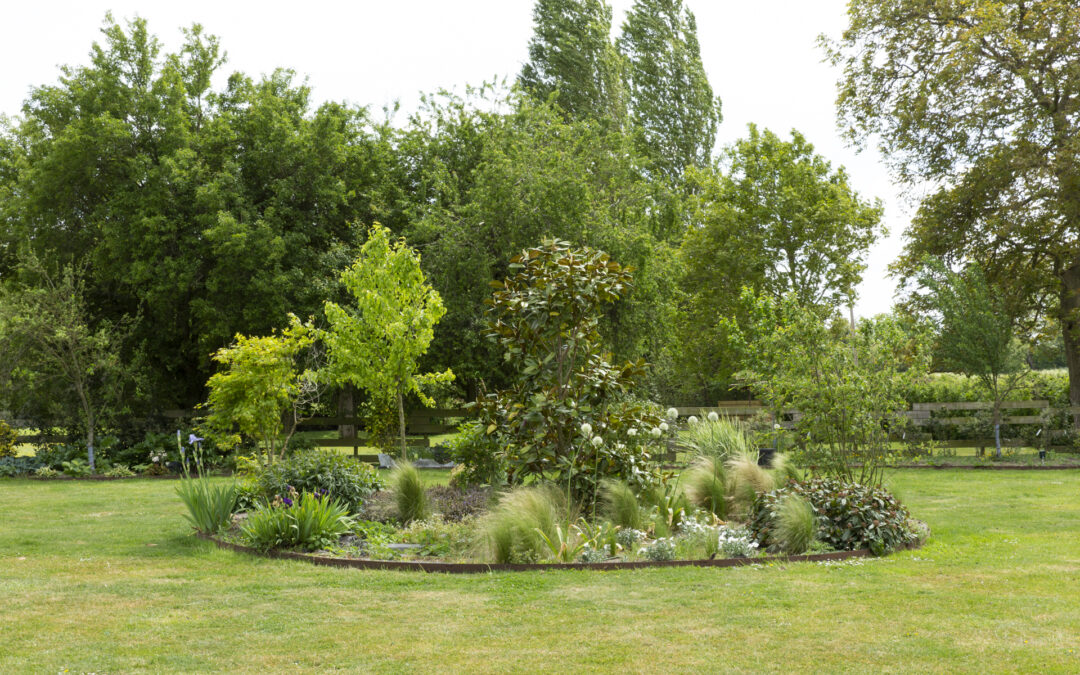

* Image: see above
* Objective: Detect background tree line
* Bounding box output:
[1,0,1071,441]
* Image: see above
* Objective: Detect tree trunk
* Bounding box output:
[397,385,408,461]
[1061,262,1080,430]
[337,384,356,454]
[86,423,95,472]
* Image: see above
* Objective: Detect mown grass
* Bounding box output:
[2,471,1079,673]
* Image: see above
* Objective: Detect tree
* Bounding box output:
[671,126,884,402]
[392,88,680,397]
[738,291,931,487]
[824,0,1080,424]
[618,0,721,182]
[322,224,453,458]
[0,252,135,471]
[916,259,1029,455]
[203,317,319,467]
[519,0,627,124]
[0,15,392,408]
[476,240,664,502]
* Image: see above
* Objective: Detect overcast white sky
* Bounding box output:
[1,0,910,317]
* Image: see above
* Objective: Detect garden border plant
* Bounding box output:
[197,531,921,573]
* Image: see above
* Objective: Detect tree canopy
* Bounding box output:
[825,0,1080,413]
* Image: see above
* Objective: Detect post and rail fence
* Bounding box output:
[7,400,1079,465]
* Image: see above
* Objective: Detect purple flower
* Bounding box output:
[281,496,293,507]
[188,434,204,445]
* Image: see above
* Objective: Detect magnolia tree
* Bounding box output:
[477,239,665,503]
[203,317,319,467]
[322,224,453,459]
[738,291,930,486]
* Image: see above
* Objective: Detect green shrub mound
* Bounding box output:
[241,492,353,551]
[750,478,920,555]
[255,450,382,514]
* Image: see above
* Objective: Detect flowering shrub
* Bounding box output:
[616,527,646,549]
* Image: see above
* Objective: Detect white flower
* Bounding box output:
[616,443,626,450]
[650,427,662,439]
[591,435,603,447]
[659,422,669,432]
[627,428,638,437]
[773,423,782,430]
[580,422,593,437]
[708,411,719,422]
[687,415,699,425]
[666,407,679,420]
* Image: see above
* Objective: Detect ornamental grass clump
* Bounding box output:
[176,438,237,535]
[390,461,430,524]
[678,415,752,463]
[727,449,776,516]
[599,479,644,530]
[682,456,728,519]
[480,485,565,564]
[773,494,817,554]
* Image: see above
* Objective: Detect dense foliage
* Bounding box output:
[252,450,382,514]
[750,478,917,555]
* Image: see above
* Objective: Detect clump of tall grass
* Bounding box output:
[599,479,644,530]
[772,494,817,554]
[769,452,802,485]
[678,415,752,463]
[682,457,727,519]
[389,462,430,524]
[480,485,565,563]
[727,449,776,516]
[176,478,238,535]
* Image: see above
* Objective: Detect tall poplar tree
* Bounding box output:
[618,0,722,182]
[519,0,626,124]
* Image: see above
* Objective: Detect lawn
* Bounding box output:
[1,471,1079,673]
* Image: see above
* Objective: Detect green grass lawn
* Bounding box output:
[2,471,1079,673]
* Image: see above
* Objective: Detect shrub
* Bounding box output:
[773,495,817,554]
[0,456,44,476]
[34,466,59,478]
[256,450,381,514]
[750,478,918,555]
[682,456,728,519]
[717,525,760,558]
[426,485,491,522]
[0,420,18,458]
[389,462,430,524]
[641,538,676,561]
[61,458,93,477]
[445,421,505,487]
[104,464,135,478]
[241,492,353,551]
[480,485,565,564]
[176,477,238,535]
[599,479,645,530]
[678,416,751,463]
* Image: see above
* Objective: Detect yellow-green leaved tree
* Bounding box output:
[323,225,454,458]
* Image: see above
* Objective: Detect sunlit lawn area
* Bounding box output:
[1,469,1079,672]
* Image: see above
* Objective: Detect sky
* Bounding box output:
[0,0,910,317]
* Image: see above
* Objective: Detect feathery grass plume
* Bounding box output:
[678,415,751,463]
[726,449,776,516]
[600,479,644,530]
[769,452,802,485]
[389,462,430,524]
[682,456,728,519]
[480,485,565,563]
[773,494,817,554]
